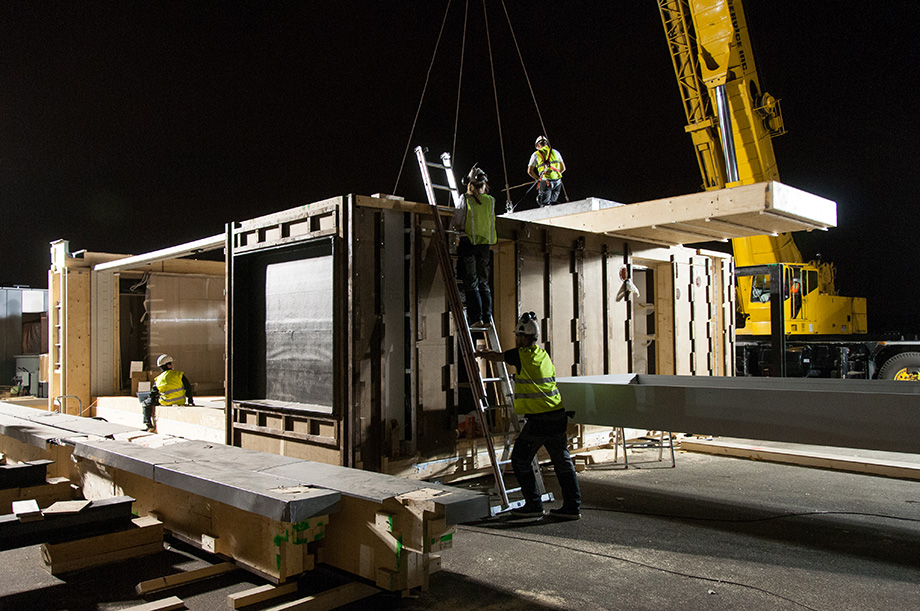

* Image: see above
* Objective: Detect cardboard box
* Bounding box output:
[131,371,159,395]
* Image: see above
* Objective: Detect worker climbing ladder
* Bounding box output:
[415,146,551,514]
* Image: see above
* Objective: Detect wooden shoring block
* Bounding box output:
[227,582,298,609]
[319,492,448,594]
[48,541,164,575]
[135,561,238,596]
[0,477,74,514]
[12,498,42,522]
[42,499,91,515]
[41,516,163,574]
[84,464,329,584]
[262,581,379,611]
[123,596,185,611]
[0,495,135,551]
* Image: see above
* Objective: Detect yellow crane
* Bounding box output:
[651,1,920,380]
[657,0,866,340]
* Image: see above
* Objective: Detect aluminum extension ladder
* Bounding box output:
[415,146,551,514]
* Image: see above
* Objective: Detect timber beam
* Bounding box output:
[0,400,489,589]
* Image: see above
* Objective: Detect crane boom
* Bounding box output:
[657,0,866,339]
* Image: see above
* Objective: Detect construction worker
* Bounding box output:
[791,277,802,318]
[141,354,195,431]
[452,164,497,327]
[527,136,566,207]
[476,312,581,520]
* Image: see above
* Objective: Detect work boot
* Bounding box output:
[548,506,581,521]
[508,503,544,518]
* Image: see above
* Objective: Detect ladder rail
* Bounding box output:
[416,146,552,511]
[415,146,510,507]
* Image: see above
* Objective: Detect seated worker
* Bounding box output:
[141,353,195,431]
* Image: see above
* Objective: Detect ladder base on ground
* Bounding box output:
[489,492,555,517]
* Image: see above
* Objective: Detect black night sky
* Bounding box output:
[2,2,918,334]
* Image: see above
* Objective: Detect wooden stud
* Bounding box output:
[41,516,163,575]
[261,581,378,611]
[227,582,298,609]
[135,562,238,596]
[122,597,185,611]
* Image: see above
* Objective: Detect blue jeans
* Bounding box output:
[457,238,492,324]
[537,179,562,207]
[511,409,581,510]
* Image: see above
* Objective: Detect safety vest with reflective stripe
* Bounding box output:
[155,369,187,406]
[513,345,562,415]
[464,193,497,245]
[534,147,563,180]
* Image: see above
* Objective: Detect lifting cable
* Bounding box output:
[497,0,569,205]
[499,0,547,139]
[394,0,566,205]
[451,1,469,162]
[482,0,512,210]
[392,0,454,196]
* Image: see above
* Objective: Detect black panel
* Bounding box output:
[232,238,335,412]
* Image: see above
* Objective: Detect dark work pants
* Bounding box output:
[537,178,562,207]
[142,401,155,427]
[457,238,492,324]
[511,410,581,510]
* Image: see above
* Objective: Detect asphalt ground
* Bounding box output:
[2,447,919,610]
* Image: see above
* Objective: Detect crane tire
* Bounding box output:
[878,352,920,381]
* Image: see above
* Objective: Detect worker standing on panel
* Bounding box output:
[452,164,497,327]
[476,312,582,520]
[527,136,566,207]
[141,354,195,432]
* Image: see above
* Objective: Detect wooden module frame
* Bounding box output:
[224,195,733,476]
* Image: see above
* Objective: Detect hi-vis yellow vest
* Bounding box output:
[155,370,187,406]
[534,147,563,180]
[513,346,562,415]
[464,193,497,245]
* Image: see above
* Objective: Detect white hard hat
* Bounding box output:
[156,354,174,367]
[462,163,488,188]
[515,312,540,340]
[535,135,549,148]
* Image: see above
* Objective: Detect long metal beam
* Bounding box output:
[0,402,489,525]
[556,374,920,454]
[92,233,225,272]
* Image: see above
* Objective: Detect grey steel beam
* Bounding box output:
[3,403,492,526]
[557,374,920,454]
[0,402,135,439]
[0,412,68,448]
[261,461,490,525]
[72,438,341,523]
[71,436,489,525]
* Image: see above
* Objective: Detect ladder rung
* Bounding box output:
[482,377,501,383]
[432,184,454,191]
